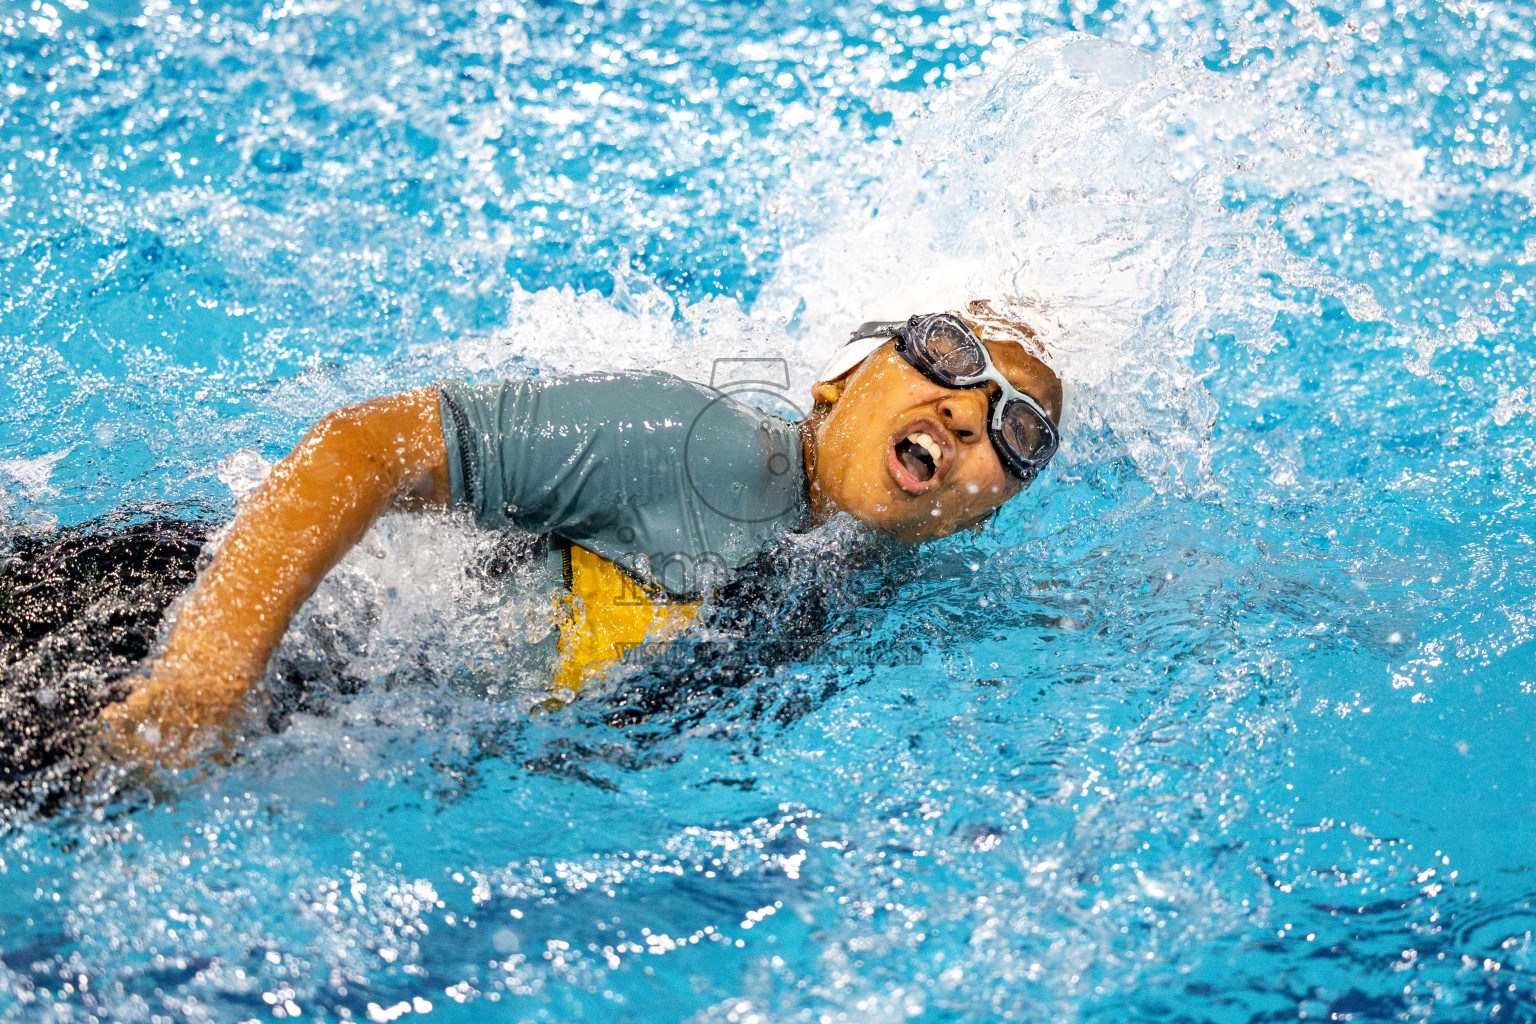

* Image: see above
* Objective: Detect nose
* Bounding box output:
[936,387,990,444]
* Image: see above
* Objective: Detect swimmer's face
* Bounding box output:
[808,322,1063,543]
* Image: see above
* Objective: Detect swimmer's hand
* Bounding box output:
[102,386,451,764]
[99,661,252,767]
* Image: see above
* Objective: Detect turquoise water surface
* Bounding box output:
[3,0,1536,1021]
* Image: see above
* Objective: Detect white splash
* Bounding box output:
[216,447,273,501]
[0,448,70,499]
[745,35,1425,493]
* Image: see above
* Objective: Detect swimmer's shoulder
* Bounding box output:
[445,368,746,406]
[439,369,791,446]
[535,368,715,399]
[509,368,739,422]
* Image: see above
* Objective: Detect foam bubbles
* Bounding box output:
[747,34,1442,494]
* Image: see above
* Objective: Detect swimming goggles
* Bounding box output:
[847,312,1060,482]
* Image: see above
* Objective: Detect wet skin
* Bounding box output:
[106,317,1062,762]
[805,323,1064,543]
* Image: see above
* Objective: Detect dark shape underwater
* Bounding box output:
[0,507,894,817]
[1,510,212,815]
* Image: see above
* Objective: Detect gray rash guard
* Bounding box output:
[437,371,810,598]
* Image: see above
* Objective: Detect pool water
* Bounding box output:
[4,0,1536,1020]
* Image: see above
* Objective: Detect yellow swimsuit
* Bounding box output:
[549,541,700,694]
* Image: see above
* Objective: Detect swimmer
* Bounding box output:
[100,301,1064,761]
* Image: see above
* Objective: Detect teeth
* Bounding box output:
[909,431,942,466]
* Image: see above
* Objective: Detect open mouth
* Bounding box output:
[895,434,940,481]
[886,421,952,494]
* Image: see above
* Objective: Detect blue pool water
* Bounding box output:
[4,0,1536,1020]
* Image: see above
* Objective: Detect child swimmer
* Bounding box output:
[102,301,1065,760]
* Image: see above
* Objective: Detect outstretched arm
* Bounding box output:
[102,386,451,759]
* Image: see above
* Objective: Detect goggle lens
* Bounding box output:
[917,319,989,380]
[997,400,1053,463]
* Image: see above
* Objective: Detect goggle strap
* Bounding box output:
[848,321,908,343]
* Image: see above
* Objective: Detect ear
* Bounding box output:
[812,381,843,405]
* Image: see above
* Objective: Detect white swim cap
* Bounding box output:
[816,307,1071,419]
[816,331,894,384]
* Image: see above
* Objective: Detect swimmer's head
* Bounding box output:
[804,300,1064,543]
